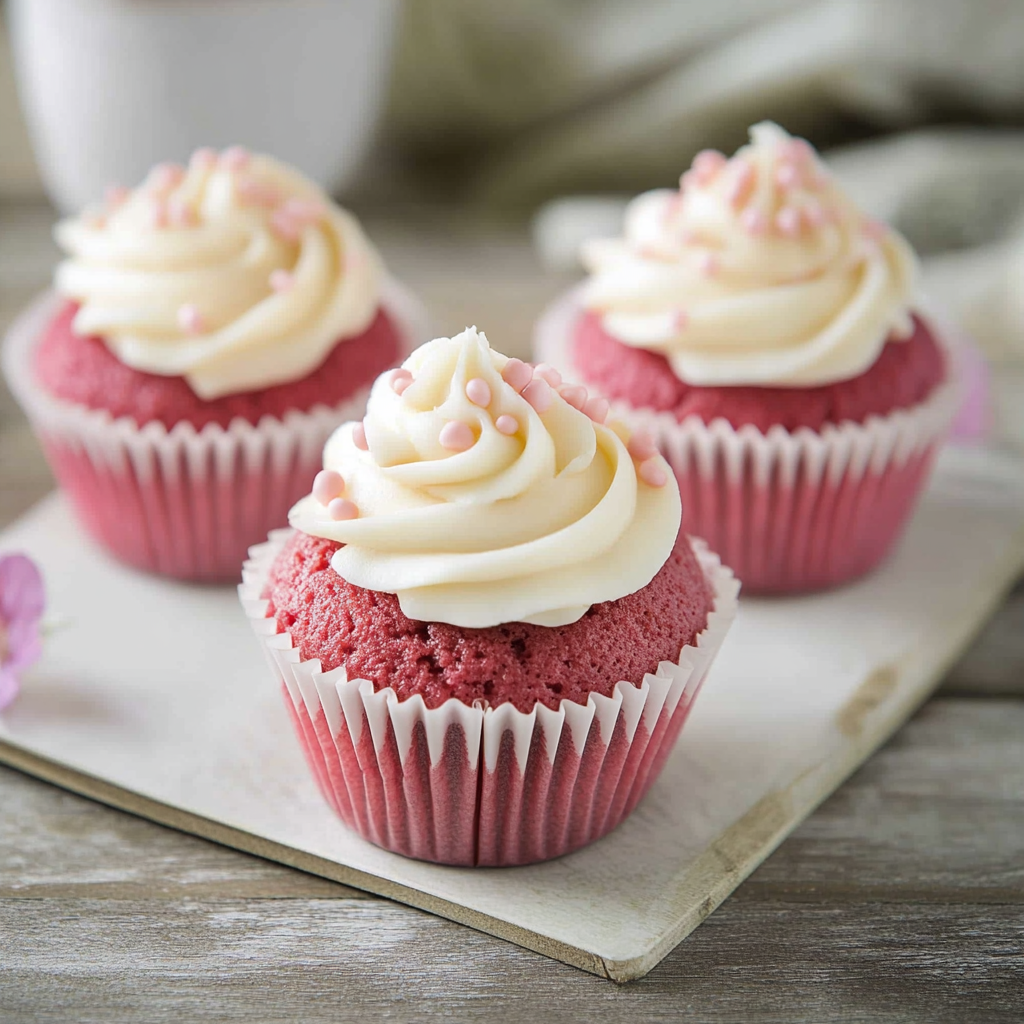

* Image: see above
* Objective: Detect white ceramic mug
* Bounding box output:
[8,0,400,211]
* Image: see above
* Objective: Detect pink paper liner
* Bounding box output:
[534,291,960,594]
[2,282,429,582]
[239,531,739,867]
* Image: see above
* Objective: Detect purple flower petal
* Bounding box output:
[0,554,45,625]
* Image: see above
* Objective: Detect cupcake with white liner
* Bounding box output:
[2,148,427,582]
[239,326,737,866]
[535,123,958,594]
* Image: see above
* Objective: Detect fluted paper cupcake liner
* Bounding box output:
[2,281,429,582]
[535,292,959,593]
[239,530,739,866]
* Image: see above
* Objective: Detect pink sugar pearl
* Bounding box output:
[328,497,358,521]
[190,148,218,171]
[313,469,344,506]
[439,420,475,452]
[352,421,369,451]
[639,457,668,488]
[628,431,658,462]
[495,414,519,435]
[465,378,492,407]
[390,368,414,395]
[177,304,204,335]
[270,208,302,242]
[534,363,562,387]
[220,146,251,172]
[776,206,803,237]
[584,396,609,423]
[522,378,552,413]
[269,269,295,292]
[148,162,184,193]
[501,358,533,393]
[740,208,768,235]
[559,384,588,410]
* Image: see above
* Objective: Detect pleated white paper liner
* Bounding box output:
[239,530,739,867]
[2,280,430,582]
[534,289,960,594]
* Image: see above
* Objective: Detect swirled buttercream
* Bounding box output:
[288,327,681,628]
[580,122,919,387]
[54,149,383,399]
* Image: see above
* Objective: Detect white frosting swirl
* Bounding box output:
[289,327,680,629]
[54,150,383,399]
[580,122,919,387]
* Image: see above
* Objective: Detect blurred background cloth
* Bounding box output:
[2,0,1023,443]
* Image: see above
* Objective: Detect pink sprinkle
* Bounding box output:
[149,201,168,229]
[466,378,492,407]
[628,431,658,462]
[269,269,294,292]
[177,304,204,335]
[522,378,552,414]
[439,420,475,452]
[726,159,756,208]
[281,198,325,224]
[698,252,720,276]
[352,421,369,450]
[502,358,533,393]
[782,137,815,164]
[740,208,768,235]
[148,162,185,193]
[270,208,302,242]
[167,196,196,227]
[238,178,282,207]
[673,309,689,332]
[776,206,803,237]
[775,162,800,189]
[389,368,413,395]
[495,414,519,435]
[220,146,251,172]
[584,396,609,423]
[678,169,698,192]
[83,211,106,230]
[691,149,727,183]
[559,384,588,411]
[313,469,344,506]
[863,219,886,241]
[105,185,129,208]
[639,457,668,488]
[533,363,562,387]
[328,497,358,521]
[804,201,827,227]
[190,148,218,171]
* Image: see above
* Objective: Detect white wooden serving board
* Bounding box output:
[1,448,1022,982]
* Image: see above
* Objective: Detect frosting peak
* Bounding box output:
[289,327,681,628]
[581,122,918,387]
[55,149,383,399]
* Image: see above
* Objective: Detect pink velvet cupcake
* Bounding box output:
[2,148,426,582]
[535,123,958,594]
[239,327,737,866]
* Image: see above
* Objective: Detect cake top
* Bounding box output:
[580,122,919,388]
[54,148,383,400]
[289,326,681,629]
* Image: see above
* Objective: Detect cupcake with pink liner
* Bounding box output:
[535,123,959,594]
[239,326,737,866]
[2,148,427,582]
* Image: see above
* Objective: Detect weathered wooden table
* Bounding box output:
[1,204,1022,1023]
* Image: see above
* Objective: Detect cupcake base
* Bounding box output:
[535,291,959,594]
[240,531,738,866]
[3,282,428,582]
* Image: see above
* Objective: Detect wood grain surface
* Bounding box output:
[1,203,1022,1021]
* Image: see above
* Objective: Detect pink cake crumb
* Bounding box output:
[263,529,714,714]
[34,299,402,429]
[571,311,946,432]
